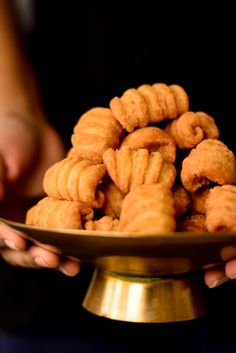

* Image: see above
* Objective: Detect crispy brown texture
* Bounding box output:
[103,147,176,194]
[26,196,93,229]
[43,157,106,208]
[119,184,176,233]
[172,185,191,219]
[177,214,207,232]
[181,139,236,192]
[191,188,210,215]
[205,185,236,232]
[165,111,219,149]
[120,126,176,163]
[152,83,178,119]
[109,83,189,132]
[109,88,149,132]
[71,107,123,163]
[85,216,119,231]
[168,84,189,116]
[100,181,124,219]
[137,84,163,123]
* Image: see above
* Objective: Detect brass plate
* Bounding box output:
[1,217,236,276]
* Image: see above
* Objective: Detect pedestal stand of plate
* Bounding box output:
[82,269,207,323]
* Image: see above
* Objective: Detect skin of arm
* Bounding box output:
[0,0,80,276]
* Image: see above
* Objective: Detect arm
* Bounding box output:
[0,0,80,276]
[0,0,63,196]
[0,0,43,122]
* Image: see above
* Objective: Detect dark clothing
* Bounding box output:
[0,1,236,352]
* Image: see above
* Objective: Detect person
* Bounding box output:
[0,0,236,352]
[0,0,80,277]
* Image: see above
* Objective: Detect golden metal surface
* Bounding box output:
[83,270,206,322]
[2,217,236,323]
[2,217,236,276]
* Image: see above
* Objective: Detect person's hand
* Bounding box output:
[0,113,64,199]
[204,264,234,288]
[0,221,81,276]
[204,246,236,288]
[0,114,80,276]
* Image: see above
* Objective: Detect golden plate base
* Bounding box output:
[3,217,236,323]
[83,269,206,323]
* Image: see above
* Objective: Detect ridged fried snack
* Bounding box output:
[71,107,123,163]
[109,83,189,132]
[103,147,176,194]
[206,185,236,232]
[165,111,219,149]
[85,216,119,232]
[26,196,93,229]
[172,185,191,219]
[120,126,176,163]
[100,181,124,219]
[119,184,176,233]
[43,157,106,208]
[181,139,236,192]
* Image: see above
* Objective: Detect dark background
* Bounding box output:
[26,1,236,151]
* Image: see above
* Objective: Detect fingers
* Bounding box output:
[1,244,60,269]
[29,245,81,276]
[225,259,236,280]
[59,257,81,276]
[28,245,60,268]
[204,258,236,289]
[0,222,80,276]
[0,221,27,250]
[1,237,80,276]
[1,248,38,268]
[204,267,229,288]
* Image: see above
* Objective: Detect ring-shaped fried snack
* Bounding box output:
[181,139,236,192]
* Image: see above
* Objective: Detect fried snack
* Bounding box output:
[120,126,176,163]
[100,181,124,219]
[103,147,176,194]
[191,188,210,215]
[165,111,219,149]
[181,139,236,192]
[152,83,189,119]
[26,196,93,229]
[85,216,119,232]
[119,184,176,233]
[109,83,189,132]
[205,185,236,232]
[172,185,191,219]
[109,88,149,132]
[71,107,123,163]
[177,214,207,232]
[168,84,190,116]
[43,157,106,208]
[136,84,163,123]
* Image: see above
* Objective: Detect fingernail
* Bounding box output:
[34,256,49,267]
[60,267,69,276]
[59,267,78,277]
[67,256,80,262]
[226,270,236,280]
[208,276,229,288]
[3,239,20,251]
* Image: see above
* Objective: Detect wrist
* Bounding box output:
[0,110,43,138]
